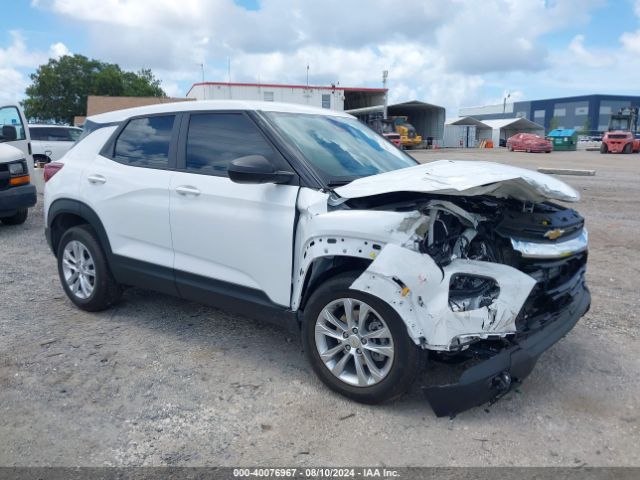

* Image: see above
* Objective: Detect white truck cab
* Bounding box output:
[0,104,33,174]
[0,105,36,225]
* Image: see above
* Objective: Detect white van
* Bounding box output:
[0,104,34,175]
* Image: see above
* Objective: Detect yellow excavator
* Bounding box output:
[388,116,422,148]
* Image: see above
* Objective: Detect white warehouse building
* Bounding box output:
[186,81,446,145]
[186,81,387,112]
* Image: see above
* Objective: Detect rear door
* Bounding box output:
[169,111,299,307]
[80,114,178,292]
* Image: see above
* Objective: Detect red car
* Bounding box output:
[506,133,552,153]
[383,132,402,148]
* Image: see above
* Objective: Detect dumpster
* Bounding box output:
[548,128,578,151]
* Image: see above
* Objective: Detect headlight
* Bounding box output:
[9,161,26,176]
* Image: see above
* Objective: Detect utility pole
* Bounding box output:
[503,92,511,114]
[228,57,232,99]
[200,63,206,100]
[382,70,389,119]
[306,64,309,86]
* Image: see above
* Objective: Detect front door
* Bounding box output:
[0,105,32,174]
[170,112,299,307]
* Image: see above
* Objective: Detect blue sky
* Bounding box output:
[2,0,640,116]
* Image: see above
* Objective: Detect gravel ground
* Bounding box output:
[0,149,638,467]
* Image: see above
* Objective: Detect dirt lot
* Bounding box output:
[1,149,638,467]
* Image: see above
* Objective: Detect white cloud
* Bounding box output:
[28,0,620,113]
[0,68,29,105]
[0,31,72,103]
[566,34,613,68]
[0,31,48,68]
[49,42,70,59]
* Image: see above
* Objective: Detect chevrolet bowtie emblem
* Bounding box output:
[544,228,565,240]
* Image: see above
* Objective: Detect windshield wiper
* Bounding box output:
[326,179,354,187]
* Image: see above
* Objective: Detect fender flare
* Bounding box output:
[47,199,113,259]
[291,235,384,311]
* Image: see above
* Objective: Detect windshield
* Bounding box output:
[264,112,417,185]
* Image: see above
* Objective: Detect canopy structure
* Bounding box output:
[445,117,493,145]
[387,100,445,144]
[482,118,545,146]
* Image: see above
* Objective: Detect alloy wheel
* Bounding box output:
[314,298,395,387]
[61,240,96,299]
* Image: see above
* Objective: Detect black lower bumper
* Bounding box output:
[423,284,591,417]
[0,184,37,216]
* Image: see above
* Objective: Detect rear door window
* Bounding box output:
[114,115,175,169]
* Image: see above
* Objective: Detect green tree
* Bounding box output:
[23,54,166,124]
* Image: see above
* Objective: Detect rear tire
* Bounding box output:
[302,271,421,404]
[624,143,632,154]
[600,143,608,154]
[57,225,122,311]
[1,208,28,225]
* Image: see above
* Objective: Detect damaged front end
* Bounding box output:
[343,193,590,417]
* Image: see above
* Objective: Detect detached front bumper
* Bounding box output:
[423,283,590,417]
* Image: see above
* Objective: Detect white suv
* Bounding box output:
[44,101,590,416]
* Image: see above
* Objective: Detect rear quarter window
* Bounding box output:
[113,115,175,169]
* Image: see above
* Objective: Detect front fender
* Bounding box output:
[350,244,536,350]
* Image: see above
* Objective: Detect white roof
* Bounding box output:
[29,124,81,129]
[481,117,544,130]
[88,100,352,124]
[446,116,491,128]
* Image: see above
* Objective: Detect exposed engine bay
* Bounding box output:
[292,161,591,416]
[341,191,588,350]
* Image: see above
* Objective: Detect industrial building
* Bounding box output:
[187,81,387,112]
[460,94,640,134]
[186,81,446,145]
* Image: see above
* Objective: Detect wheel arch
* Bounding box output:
[297,255,373,312]
[48,199,112,259]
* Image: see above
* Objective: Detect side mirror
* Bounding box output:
[227,155,294,185]
[1,125,17,141]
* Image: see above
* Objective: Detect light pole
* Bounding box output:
[382,70,389,120]
[503,92,511,114]
[199,63,206,100]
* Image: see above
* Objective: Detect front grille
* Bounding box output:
[0,163,9,191]
[515,252,587,333]
[496,203,584,243]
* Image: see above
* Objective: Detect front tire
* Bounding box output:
[57,225,122,311]
[624,143,632,154]
[302,272,421,404]
[600,143,608,154]
[1,208,28,225]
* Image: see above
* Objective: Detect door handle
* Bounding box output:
[87,174,106,185]
[175,185,201,196]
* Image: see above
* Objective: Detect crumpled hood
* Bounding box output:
[335,160,579,203]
